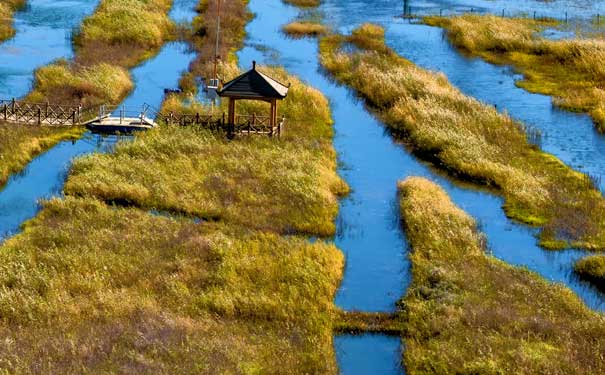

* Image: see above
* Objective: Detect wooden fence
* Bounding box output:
[159,112,285,137]
[0,99,84,126]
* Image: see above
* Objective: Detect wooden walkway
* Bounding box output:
[1,99,85,126]
[1,98,285,137]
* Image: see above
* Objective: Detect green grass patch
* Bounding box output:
[425,14,605,131]
[319,23,605,251]
[575,255,605,287]
[0,124,85,188]
[399,176,605,374]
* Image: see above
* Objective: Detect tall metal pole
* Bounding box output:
[213,0,222,81]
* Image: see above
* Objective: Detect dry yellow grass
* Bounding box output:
[283,0,321,8]
[320,23,605,251]
[425,14,605,131]
[283,21,328,37]
[399,177,605,374]
[0,197,343,373]
[0,0,25,42]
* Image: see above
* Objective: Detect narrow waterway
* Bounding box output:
[0,1,196,242]
[0,0,99,99]
[241,0,605,373]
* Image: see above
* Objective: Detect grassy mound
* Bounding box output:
[425,14,605,131]
[399,177,605,374]
[319,23,605,251]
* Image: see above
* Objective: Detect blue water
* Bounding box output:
[0,0,99,99]
[335,335,403,374]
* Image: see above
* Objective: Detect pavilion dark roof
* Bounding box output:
[217,62,289,100]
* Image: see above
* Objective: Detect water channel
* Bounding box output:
[241,0,605,373]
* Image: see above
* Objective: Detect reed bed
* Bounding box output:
[399,177,605,374]
[425,14,605,131]
[0,0,24,41]
[319,24,605,250]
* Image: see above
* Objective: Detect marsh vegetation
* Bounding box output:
[399,177,605,374]
[425,14,605,131]
[319,23,605,250]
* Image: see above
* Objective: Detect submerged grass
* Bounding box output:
[399,177,605,374]
[0,0,25,42]
[425,14,605,131]
[0,124,84,188]
[319,24,605,251]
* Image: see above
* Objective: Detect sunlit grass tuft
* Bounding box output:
[425,14,605,131]
[282,21,328,38]
[283,0,321,8]
[26,60,133,107]
[574,255,605,287]
[399,177,605,374]
[319,24,605,251]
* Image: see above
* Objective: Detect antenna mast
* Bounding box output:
[213,0,222,81]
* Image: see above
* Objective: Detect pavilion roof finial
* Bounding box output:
[252,60,256,70]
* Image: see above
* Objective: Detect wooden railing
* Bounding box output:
[159,112,285,138]
[0,98,84,126]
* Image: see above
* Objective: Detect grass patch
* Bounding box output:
[0,197,343,373]
[425,14,605,131]
[66,66,347,237]
[0,0,25,42]
[319,23,605,251]
[399,176,605,374]
[0,124,84,188]
[575,255,605,288]
[283,0,321,8]
[25,59,133,108]
[75,0,175,67]
[283,21,328,38]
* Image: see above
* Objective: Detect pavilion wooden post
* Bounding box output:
[228,98,236,138]
[270,99,277,137]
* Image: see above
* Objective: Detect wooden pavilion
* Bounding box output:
[217,61,289,137]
